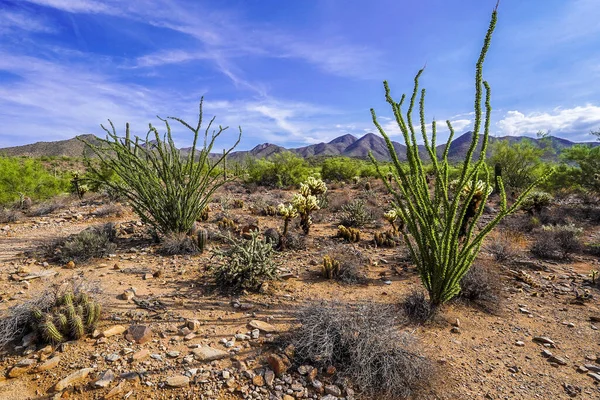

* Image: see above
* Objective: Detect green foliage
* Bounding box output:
[81,98,241,235]
[211,232,278,292]
[561,144,600,193]
[489,139,546,190]
[0,157,69,205]
[520,191,553,214]
[369,6,550,306]
[320,157,360,182]
[244,152,313,187]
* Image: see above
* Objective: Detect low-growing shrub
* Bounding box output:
[520,191,553,215]
[321,250,367,284]
[52,223,117,264]
[158,233,199,255]
[28,198,68,217]
[484,231,521,262]
[0,207,22,223]
[211,232,278,292]
[402,291,433,323]
[339,198,372,228]
[459,264,499,306]
[530,224,583,260]
[92,203,124,218]
[291,302,432,399]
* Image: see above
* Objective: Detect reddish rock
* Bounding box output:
[125,325,153,344]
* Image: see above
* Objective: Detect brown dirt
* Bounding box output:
[0,182,599,399]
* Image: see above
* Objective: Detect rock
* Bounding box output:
[578,365,589,373]
[325,365,337,376]
[65,261,75,269]
[298,365,312,375]
[94,369,115,388]
[311,379,324,394]
[105,353,120,363]
[8,365,32,378]
[584,364,600,373]
[533,336,555,346]
[143,273,153,280]
[102,325,127,338]
[222,371,230,379]
[131,349,150,362]
[590,315,600,323]
[125,325,152,344]
[515,341,525,347]
[166,375,189,388]
[184,332,196,341]
[451,326,461,334]
[187,320,201,331]
[35,356,60,372]
[548,356,567,366]
[264,369,275,386]
[283,396,294,400]
[325,384,342,396]
[54,368,94,391]
[248,320,278,333]
[167,351,180,358]
[250,329,260,339]
[541,349,553,358]
[252,374,264,387]
[588,372,600,382]
[266,354,289,377]
[519,307,531,314]
[192,346,229,361]
[104,380,126,399]
[119,289,135,301]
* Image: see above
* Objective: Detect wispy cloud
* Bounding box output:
[22,0,113,14]
[0,8,56,34]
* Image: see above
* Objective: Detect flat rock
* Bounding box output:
[267,354,290,377]
[588,372,600,382]
[548,356,567,366]
[248,320,278,333]
[165,375,189,388]
[192,346,229,361]
[54,368,94,391]
[102,325,127,338]
[533,336,555,346]
[584,364,600,373]
[125,325,152,344]
[104,381,126,399]
[35,356,60,372]
[131,349,150,362]
[94,369,115,388]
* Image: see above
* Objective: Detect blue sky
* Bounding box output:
[0,0,599,151]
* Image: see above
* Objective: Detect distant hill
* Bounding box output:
[1,132,597,162]
[0,134,100,158]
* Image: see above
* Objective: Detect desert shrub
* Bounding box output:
[321,249,368,284]
[369,6,549,306]
[211,231,277,292]
[27,197,69,217]
[402,291,433,323]
[586,244,600,257]
[339,198,372,228]
[520,191,553,215]
[561,144,600,194]
[92,203,124,218]
[81,98,240,235]
[489,139,546,190]
[0,281,101,348]
[158,233,199,255]
[291,303,432,399]
[530,224,583,260]
[279,232,306,251]
[245,152,312,188]
[0,156,69,205]
[0,207,22,223]
[484,231,521,262]
[327,191,352,212]
[459,264,499,306]
[54,223,117,264]
[320,157,360,182]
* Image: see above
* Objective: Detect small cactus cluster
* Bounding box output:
[261,205,278,217]
[30,291,101,344]
[196,228,208,253]
[300,176,327,197]
[337,225,361,243]
[373,231,398,248]
[277,203,298,236]
[292,193,319,235]
[218,217,237,231]
[322,255,340,279]
[521,191,553,215]
[198,206,210,222]
[232,199,244,209]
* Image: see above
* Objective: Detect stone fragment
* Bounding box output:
[266,354,289,377]
[187,320,201,331]
[252,374,264,387]
[248,320,278,333]
[533,336,555,346]
[125,325,152,344]
[54,368,94,391]
[35,356,60,372]
[104,381,126,399]
[325,384,342,397]
[131,349,150,362]
[166,375,189,388]
[192,346,229,361]
[102,325,127,338]
[94,369,115,388]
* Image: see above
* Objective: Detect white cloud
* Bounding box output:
[0,9,56,34]
[496,105,600,140]
[22,0,112,14]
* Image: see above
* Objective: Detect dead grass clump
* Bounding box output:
[52,223,117,264]
[339,198,373,228]
[279,232,306,251]
[530,224,583,260]
[322,246,369,284]
[485,231,522,262]
[0,207,23,223]
[92,203,124,218]
[158,233,199,255]
[459,264,500,308]
[402,291,433,323]
[28,198,68,217]
[292,302,432,399]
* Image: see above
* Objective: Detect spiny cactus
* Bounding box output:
[277,203,298,236]
[198,206,210,222]
[292,192,319,235]
[261,205,278,217]
[520,191,553,215]
[322,255,341,279]
[31,290,101,344]
[233,199,244,209]
[300,177,327,197]
[373,231,398,248]
[364,181,371,191]
[383,209,405,233]
[197,228,208,253]
[218,217,237,231]
[337,225,361,243]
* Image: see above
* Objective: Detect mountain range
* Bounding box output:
[1,132,597,162]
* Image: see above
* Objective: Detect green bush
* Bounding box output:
[489,139,546,190]
[211,232,278,292]
[245,152,313,187]
[561,144,600,193]
[369,6,550,307]
[0,157,69,205]
[320,157,360,182]
[81,98,240,235]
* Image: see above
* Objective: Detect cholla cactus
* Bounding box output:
[292,193,319,235]
[277,203,298,236]
[337,225,361,243]
[373,231,398,248]
[322,255,340,279]
[300,177,327,197]
[383,208,405,233]
[589,269,598,285]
